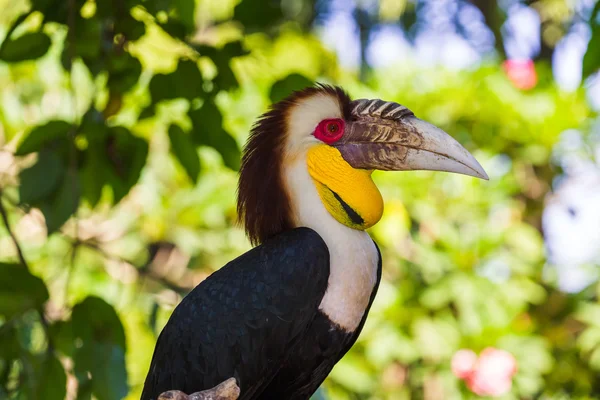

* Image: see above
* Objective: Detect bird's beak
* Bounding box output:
[334,99,489,180]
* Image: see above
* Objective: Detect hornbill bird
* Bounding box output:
[142,85,488,400]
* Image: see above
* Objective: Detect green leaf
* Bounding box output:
[168,124,200,183]
[39,169,80,234]
[592,1,600,24]
[16,120,73,156]
[195,42,246,91]
[75,343,128,400]
[62,16,103,74]
[76,377,94,400]
[80,125,148,204]
[49,320,75,357]
[74,17,102,60]
[234,0,284,33]
[583,24,600,79]
[105,127,149,202]
[72,297,126,350]
[328,354,375,393]
[269,73,313,103]
[138,104,156,120]
[150,0,195,38]
[31,0,85,24]
[0,13,30,53]
[79,147,106,207]
[0,324,19,362]
[78,111,109,206]
[39,355,67,400]
[173,0,196,31]
[115,15,146,41]
[159,20,188,40]
[24,354,67,400]
[189,100,240,170]
[0,263,49,318]
[72,297,128,400]
[106,52,142,94]
[19,150,64,205]
[149,59,204,104]
[0,32,51,62]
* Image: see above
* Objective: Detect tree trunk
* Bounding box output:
[469,0,507,59]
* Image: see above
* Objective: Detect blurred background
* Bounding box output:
[0,0,600,398]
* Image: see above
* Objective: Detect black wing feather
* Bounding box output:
[141,228,330,400]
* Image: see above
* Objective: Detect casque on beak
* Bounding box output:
[334,99,489,180]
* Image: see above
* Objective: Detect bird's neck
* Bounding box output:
[306,145,384,229]
[284,157,379,332]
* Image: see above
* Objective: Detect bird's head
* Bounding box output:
[238,85,488,245]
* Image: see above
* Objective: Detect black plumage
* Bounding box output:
[141,227,382,400]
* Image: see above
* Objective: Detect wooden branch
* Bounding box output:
[158,378,240,400]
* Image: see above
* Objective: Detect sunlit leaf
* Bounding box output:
[577,327,600,354]
[575,303,600,327]
[329,354,375,393]
[590,346,600,371]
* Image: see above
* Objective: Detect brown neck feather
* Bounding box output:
[237,84,352,245]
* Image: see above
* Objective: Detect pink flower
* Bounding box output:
[452,347,518,397]
[502,59,538,90]
[451,349,478,379]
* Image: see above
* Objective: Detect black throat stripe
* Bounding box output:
[329,189,364,225]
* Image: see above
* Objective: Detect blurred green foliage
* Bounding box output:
[0,0,600,399]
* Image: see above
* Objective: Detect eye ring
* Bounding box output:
[315,118,345,144]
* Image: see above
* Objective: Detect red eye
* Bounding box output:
[314,118,345,144]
